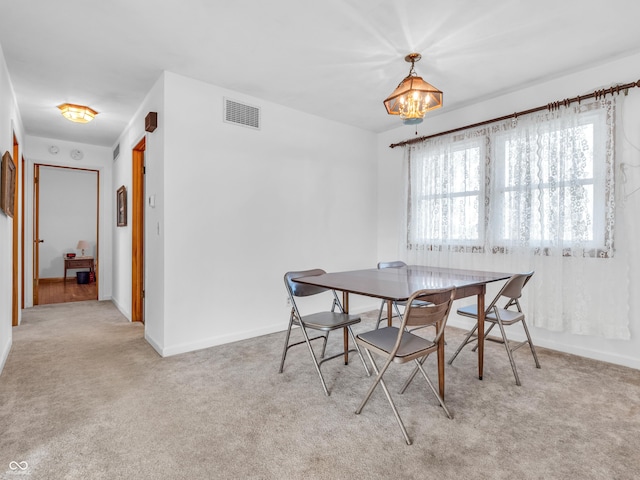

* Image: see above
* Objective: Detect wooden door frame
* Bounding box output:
[21,155,25,309]
[132,137,145,323]
[12,135,19,326]
[32,164,100,305]
[33,164,40,306]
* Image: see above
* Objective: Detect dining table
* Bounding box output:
[293,265,512,398]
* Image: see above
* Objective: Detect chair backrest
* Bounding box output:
[377,260,407,269]
[487,271,534,312]
[284,269,329,297]
[401,287,457,344]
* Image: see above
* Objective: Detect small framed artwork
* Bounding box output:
[117,185,127,227]
[1,151,16,218]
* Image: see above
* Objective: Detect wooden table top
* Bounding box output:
[293,265,512,301]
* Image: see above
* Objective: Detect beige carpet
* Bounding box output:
[1,300,639,479]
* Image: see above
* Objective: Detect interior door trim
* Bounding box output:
[32,163,100,305]
[12,134,19,326]
[132,137,145,323]
[33,164,40,305]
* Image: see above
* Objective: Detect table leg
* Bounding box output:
[437,323,445,399]
[343,291,349,365]
[386,300,393,327]
[477,287,486,380]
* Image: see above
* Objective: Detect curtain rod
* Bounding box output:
[389,79,640,149]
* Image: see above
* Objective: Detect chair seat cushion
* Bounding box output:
[357,327,435,360]
[299,311,361,330]
[457,305,525,324]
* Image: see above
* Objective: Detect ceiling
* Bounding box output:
[1,0,639,147]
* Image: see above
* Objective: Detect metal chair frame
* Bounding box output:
[375,261,407,329]
[448,271,540,386]
[355,287,456,445]
[374,261,432,331]
[279,269,370,396]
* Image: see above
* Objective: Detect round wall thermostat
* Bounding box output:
[48,145,59,154]
[70,149,84,160]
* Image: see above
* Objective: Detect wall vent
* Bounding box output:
[113,143,120,161]
[224,98,261,130]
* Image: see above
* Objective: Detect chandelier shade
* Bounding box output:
[58,103,98,123]
[384,53,442,125]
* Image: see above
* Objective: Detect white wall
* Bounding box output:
[0,44,23,373]
[111,73,165,348]
[23,137,114,305]
[38,166,97,278]
[377,52,640,369]
[132,71,379,356]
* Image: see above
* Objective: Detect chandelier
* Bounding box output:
[384,53,443,125]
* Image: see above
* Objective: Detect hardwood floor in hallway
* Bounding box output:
[38,278,97,305]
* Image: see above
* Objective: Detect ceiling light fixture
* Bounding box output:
[57,103,98,123]
[384,53,443,125]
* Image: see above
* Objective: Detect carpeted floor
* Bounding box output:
[1,300,639,479]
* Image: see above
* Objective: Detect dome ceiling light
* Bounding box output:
[57,103,98,123]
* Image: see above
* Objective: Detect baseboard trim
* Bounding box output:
[0,335,12,376]
[110,297,131,322]
[159,323,286,357]
[532,337,640,370]
[39,277,65,284]
[144,332,164,357]
[157,303,391,358]
[447,317,640,370]
[147,303,380,358]
[138,303,639,370]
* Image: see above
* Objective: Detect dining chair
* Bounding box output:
[447,271,540,386]
[279,269,370,396]
[375,261,407,329]
[355,286,457,445]
[374,261,432,329]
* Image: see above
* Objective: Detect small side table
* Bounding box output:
[64,256,94,282]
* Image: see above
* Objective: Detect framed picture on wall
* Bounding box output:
[117,185,127,227]
[1,151,16,218]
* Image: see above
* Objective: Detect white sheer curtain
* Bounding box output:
[401,97,630,339]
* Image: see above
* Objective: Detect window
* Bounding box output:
[408,139,483,247]
[407,99,615,257]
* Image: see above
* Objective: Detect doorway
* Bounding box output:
[132,138,145,323]
[33,165,99,305]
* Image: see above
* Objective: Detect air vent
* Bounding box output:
[113,143,120,161]
[224,98,260,130]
